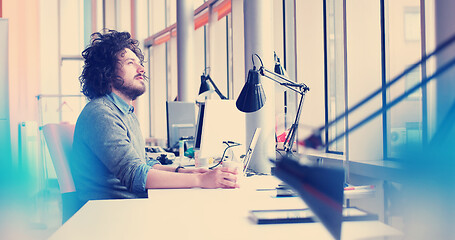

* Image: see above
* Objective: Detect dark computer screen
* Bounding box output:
[166,101,196,150]
[193,103,205,150]
[196,100,245,159]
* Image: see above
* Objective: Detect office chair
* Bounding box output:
[42,123,84,224]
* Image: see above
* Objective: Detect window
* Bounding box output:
[325,0,346,154]
[208,14,229,99]
[39,0,87,125]
[294,1,326,154]
[322,0,384,161]
[318,0,433,163]
[386,0,423,158]
[147,0,168,142]
[345,0,383,162]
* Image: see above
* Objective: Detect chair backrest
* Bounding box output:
[42,123,76,194]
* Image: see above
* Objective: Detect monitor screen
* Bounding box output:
[166,101,196,150]
[194,103,205,150]
[196,100,245,160]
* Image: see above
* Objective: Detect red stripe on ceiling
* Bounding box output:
[194,11,209,30]
[216,0,231,20]
[145,0,232,47]
[153,34,171,45]
[144,23,176,47]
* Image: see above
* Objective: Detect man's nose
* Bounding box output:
[138,64,145,73]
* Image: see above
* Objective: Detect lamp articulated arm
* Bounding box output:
[258,66,310,156]
[260,67,310,94]
[236,53,310,155]
[206,74,227,100]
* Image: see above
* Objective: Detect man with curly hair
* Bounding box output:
[72,30,238,204]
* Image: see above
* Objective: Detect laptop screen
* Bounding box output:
[242,128,261,175]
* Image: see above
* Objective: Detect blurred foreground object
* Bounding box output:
[274,156,344,239]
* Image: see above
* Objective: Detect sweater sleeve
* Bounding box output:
[78,103,146,192]
[132,159,160,192]
[132,164,151,192]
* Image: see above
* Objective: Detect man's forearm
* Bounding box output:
[152,164,182,172]
[145,169,201,189]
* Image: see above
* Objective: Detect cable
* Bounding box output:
[208,141,241,169]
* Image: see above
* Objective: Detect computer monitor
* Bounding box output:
[242,128,261,175]
[194,102,205,150]
[194,100,245,160]
[166,101,196,151]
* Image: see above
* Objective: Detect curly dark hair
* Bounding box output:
[79,29,145,100]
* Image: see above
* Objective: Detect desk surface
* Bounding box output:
[49,176,402,240]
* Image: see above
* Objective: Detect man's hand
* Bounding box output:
[198,167,239,189]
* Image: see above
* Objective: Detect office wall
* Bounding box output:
[0,19,12,172]
[3,0,41,165]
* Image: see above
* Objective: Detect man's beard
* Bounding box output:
[113,79,146,100]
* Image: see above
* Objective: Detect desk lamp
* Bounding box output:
[274,52,303,145]
[236,54,344,239]
[198,69,227,101]
[236,54,310,156]
[274,52,287,76]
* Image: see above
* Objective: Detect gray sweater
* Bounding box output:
[72,93,158,202]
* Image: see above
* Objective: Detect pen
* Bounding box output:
[344,185,375,191]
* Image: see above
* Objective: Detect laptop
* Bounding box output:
[242,128,261,175]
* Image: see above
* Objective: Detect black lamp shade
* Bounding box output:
[274,57,289,77]
[198,75,212,95]
[236,69,266,113]
[274,62,286,75]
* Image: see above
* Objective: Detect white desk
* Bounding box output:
[49,176,402,240]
